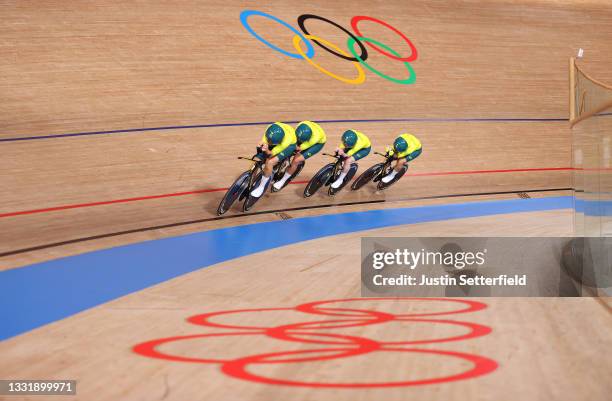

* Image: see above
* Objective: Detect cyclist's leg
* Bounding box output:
[276,142,323,188]
[330,156,354,188]
[383,148,420,183]
[287,153,305,174]
[250,155,278,197]
[352,146,371,162]
[331,147,369,188]
[253,145,295,196]
[382,158,405,183]
[273,150,305,190]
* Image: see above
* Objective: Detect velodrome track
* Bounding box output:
[1,1,612,400]
[2,205,611,400]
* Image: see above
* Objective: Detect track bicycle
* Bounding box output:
[351,151,408,191]
[304,152,358,197]
[216,147,269,215]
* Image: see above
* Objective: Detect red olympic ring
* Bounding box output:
[266,317,491,346]
[351,15,418,62]
[296,297,488,317]
[187,307,391,330]
[134,331,379,364]
[134,298,497,388]
[222,347,497,388]
[134,332,262,364]
[187,307,291,330]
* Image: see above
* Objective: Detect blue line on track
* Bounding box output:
[0,117,570,143]
[0,196,572,340]
[574,198,612,216]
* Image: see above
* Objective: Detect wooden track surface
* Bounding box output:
[1,211,610,401]
[0,190,570,270]
[2,0,611,265]
[0,121,571,263]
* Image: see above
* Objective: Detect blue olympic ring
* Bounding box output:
[240,10,315,60]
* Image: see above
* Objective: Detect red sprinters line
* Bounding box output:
[0,166,572,219]
[0,187,227,218]
[410,166,572,176]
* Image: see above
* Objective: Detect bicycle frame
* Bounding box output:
[373,151,395,181]
[322,152,346,180]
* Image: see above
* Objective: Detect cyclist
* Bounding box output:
[332,129,371,188]
[250,122,297,197]
[381,133,422,183]
[272,120,327,191]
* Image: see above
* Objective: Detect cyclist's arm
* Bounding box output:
[300,137,316,150]
[269,144,285,157]
[406,142,420,154]
[270,135,294,157]
[303,128,324,150]
[345,148,358,157]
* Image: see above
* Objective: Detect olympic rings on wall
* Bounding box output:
[293,35,366,85]
[240,10,419,85]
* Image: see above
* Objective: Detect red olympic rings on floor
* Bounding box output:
[222,347,498,388]
[134,298,497,388]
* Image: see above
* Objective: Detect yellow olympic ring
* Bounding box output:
[292,34,366,85]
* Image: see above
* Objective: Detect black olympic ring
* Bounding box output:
[297,14,369,62]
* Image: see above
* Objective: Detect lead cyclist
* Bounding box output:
[250,122,297,197]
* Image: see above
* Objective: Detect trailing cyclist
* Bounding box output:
[381,133,422,183]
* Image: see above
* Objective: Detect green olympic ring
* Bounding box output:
[348,37,416,85]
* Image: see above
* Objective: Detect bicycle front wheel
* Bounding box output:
[352,163,384,191]
[242,171,264,212]
[217,171,250,215]
[304,163,334,198]
[329,163,358,196]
